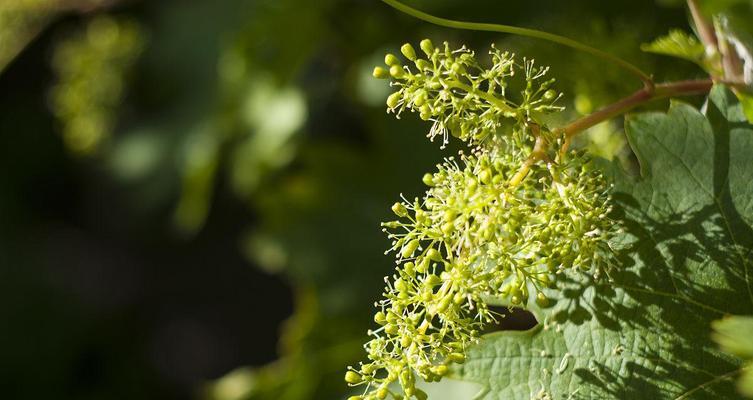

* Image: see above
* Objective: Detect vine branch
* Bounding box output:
[557,79,713,141]
[380,0,654,87]
[687,0,718,57]
[538,79,712,180]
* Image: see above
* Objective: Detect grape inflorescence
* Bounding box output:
[347,40,615,400]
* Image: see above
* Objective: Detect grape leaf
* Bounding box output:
[740,93,753,124]
[452,85,753,399]
[641,30,707,67]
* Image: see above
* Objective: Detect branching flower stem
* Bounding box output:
[447,80,517,114]
[508,125,547,187]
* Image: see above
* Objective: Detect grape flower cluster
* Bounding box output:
[346,40,615,400]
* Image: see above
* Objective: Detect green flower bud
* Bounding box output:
[510,285,523,305]
[348,396,363,400]
[362,363,377,374]
[374,311,387,325]
[436,294,452,313]
[448,352,466,363]
[415,388,428,400]
[372,66,389,79]
[400,43,417,61]
[389,65,405,78]
[404,261,415,276]
[536,292,550,307]
[422,173,435,186]
[424,274,441,287]
[386,311,398,323]
[432,365,448,376]
[479,168,492,184]
[453,291,465,304]
[392,202,408,217]
[415,59,430,71]
[544,89,557,100]
[451,62,465,75]
[386,92,401,109]
[466,177,478,191]
[382,221,400,229]
[413,90,427,106]
[426,248,441,261]
[420,39,434,56]
[402,239,420,258]
[345,371,362,384]
[384,53,400,66]
[385,323,399,335]
[419,105,432,120]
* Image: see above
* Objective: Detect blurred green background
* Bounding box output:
[0,0,706,399]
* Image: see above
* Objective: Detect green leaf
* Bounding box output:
[740,92,753,123]
[742,368,753,398]
[453,86,753,399]
[641,30,706,66]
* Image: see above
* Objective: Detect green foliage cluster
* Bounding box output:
[50,16,144,154]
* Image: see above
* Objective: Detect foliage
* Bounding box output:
[347,1,753,399]
[640,30,713,70]
[454,86,753,399]
[4,1,753,400]
[50,16,144,154]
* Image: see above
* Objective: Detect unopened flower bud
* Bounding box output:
[400,43,417,61]
[420,39,434,56]
[389,65,405,78]
[372,66,389,79]
[386,92,401,108]
[384,53,400,66]
[345,371,362,384]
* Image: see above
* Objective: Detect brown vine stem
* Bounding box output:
[556,79,714,154]
[508,79,715,185]
[687,0,719,56]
